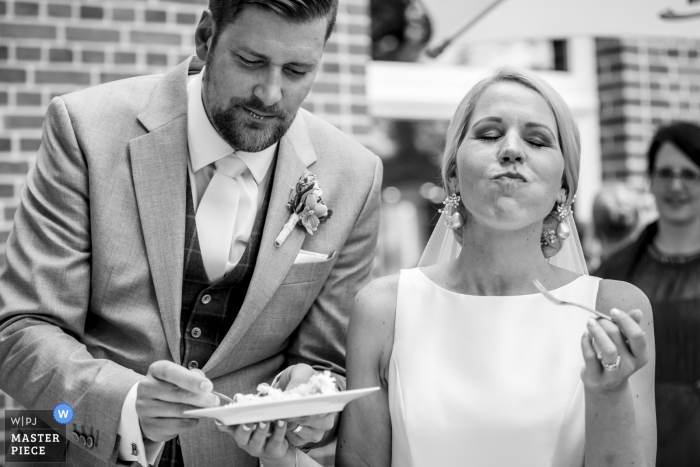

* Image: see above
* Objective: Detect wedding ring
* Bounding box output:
[601,355,621,371]
[292,424,304,434]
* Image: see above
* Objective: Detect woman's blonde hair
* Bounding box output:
[441,67,581,257]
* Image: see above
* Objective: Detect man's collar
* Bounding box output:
[187,69,277,184]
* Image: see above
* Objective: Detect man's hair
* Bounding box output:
[209,0,339,42]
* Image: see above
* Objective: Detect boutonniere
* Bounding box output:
[274,170,333,248]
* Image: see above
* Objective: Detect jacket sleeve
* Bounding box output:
[0,97,144,464]
[283,154,383,391]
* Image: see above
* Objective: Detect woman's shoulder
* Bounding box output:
[595,278,652,319]
[354,273,400,325]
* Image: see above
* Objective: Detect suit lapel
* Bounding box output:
[129,58,195,364]
[204,111,317,373]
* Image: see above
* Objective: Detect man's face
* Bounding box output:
[199,6,327,152]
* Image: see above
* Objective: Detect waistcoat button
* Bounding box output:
[188,360,199,370]
[191,327,202,338]
[201,295,211,305]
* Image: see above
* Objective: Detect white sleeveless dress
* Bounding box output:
[389,268,601,467]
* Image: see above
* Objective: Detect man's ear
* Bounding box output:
[195,10,215,62]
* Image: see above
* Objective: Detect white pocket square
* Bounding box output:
[293,250,333,264]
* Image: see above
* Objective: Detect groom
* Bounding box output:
[0,1,381,466]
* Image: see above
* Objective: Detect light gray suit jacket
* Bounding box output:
[0,57,382,466]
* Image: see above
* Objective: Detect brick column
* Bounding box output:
[0,1,371,463]
[597,37,700,187]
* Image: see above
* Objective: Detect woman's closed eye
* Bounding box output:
[525,137,551,148]
[475,130,502,141]
[523,130,555,148]
[474,131,552,148]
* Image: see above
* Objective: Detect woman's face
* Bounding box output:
[650,141,700,225]
[454,81,567,232]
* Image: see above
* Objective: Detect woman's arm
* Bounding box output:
[336,275,398,467]
[584,279,656,467]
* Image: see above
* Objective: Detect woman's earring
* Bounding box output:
[439,193,465,230]
[554,202,573,240]
[541,229,557,247]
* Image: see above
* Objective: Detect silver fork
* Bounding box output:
[533,279,613,322]
[212,390,236,405]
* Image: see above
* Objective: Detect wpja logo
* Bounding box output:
[53,403,74,424]
[660,0,700,19]
[4,409,67,463]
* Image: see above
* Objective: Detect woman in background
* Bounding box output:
[596,122,700,467]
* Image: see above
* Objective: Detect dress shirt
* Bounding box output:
[117,67,277,466]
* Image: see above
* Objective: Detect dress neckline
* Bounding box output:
[647,244,700,265]
[415,268,586,299]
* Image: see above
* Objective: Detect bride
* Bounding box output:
[227,67,656,467]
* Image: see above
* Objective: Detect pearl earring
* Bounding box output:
[439,193,465,230]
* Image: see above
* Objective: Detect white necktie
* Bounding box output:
[195,154,259,283]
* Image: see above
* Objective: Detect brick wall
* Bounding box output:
[597,37,700,188]
[0,0,370,464]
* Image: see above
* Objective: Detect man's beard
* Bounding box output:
[206,94,294,153]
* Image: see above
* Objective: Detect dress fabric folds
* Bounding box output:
[389,268,599,467]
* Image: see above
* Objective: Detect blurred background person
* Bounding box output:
[596,121,700,467]
[588,182,643,269]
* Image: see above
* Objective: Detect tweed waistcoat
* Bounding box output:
[179,166,275,369]
[160,166,275,467]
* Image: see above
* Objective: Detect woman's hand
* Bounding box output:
[581,308,649,393]
[216,420,296,467]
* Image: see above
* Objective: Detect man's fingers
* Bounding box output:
[269,421,288,446]
[147,361,213,394]
[139,378,219,408]
[140,417,199,442]
[136,399,207,419]
[247,422,271,452]
[141,362,218,408]
[154,385,220,408]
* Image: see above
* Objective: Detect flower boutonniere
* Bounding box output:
[274,170,333,248]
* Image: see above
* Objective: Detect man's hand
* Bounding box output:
[136,361,219,442]
[277,364,338,446]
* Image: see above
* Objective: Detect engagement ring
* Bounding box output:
[599,355,621,371]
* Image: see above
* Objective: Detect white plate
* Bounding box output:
[183,387,380,425]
